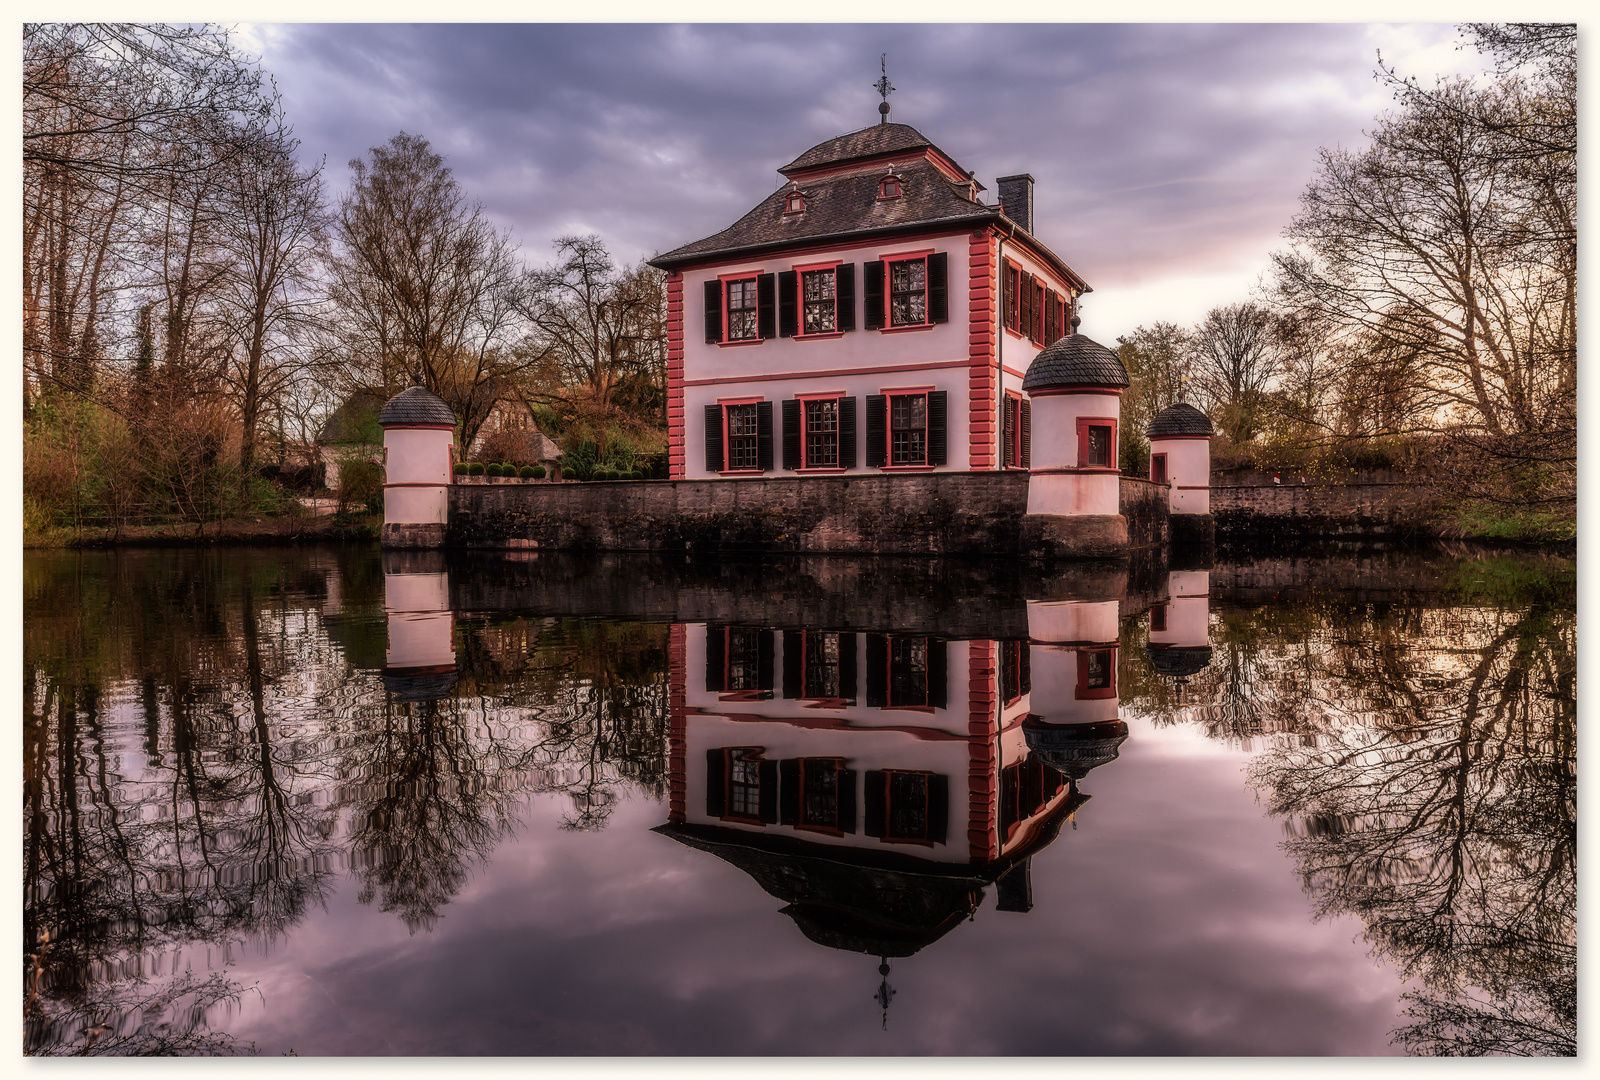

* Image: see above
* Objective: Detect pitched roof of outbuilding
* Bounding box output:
[652,156,996,267]
[1022,330,1130,392]
[317,388,387,444]
[1147,402,1215,438]
[379,385,457,428]
[778,122,938,174]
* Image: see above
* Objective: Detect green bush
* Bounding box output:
[531,465,546,479]
[499,462,515,476]
[518,465,536,479]
[469,462,485,476]
[486,463,503,477]
[453,462,469,475]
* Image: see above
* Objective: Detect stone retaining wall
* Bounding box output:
[444,473,1178,559]
[1212,469,1440,538]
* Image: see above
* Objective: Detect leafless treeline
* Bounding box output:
[23,23,668,531]
[1117,25,1575,516]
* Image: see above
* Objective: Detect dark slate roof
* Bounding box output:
[779,122,936,174]
[1022,333,1130,392]
[317,389,386,444]
[653,157,996,267]
[1147,403,1215,438]
[1022,719,1130,780]
[379,385,457,428]
[1146,645,1214,678]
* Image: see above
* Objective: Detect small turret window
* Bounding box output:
[784,192,806,214]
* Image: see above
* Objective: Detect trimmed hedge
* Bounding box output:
[469,462,486,476]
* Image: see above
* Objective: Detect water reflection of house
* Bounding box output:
[317,388,387,491]
[656,623,1122,962]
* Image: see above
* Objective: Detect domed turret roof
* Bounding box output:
[1146,644,1214,678]
[379,383,456,428]
[1022,319,1129,392]
[1022,718,1130,780]
[1147,402,1214,438]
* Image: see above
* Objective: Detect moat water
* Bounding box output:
[22,544,1575,1056]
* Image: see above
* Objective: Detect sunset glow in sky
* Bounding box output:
[237,20,1490,345]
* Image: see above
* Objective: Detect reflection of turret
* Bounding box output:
[1022,717,1129,780]
[382,550,457,703]
[1146,569,1212,702]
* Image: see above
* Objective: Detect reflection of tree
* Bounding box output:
[1164,566,1577,1056]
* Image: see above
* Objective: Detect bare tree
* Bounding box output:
[1188,302,1283,443]
[328,131,531,440]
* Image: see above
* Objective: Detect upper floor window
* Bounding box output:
[725,277,760,341]
[802,268,836,334]
[784,191,806,214]
[878,175,902,199]
[888,257,927,327]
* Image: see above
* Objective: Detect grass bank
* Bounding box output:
[24,513,381,549]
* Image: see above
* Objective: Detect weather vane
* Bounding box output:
[874,54,895,123]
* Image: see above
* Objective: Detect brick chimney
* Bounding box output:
[996,174,1035,234]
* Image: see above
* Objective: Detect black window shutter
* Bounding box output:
[1003,396,1016,467]
[863,261,885,330]
[928,390,948,466]
[779,758,800,825]
[928,774,949,845]
[836,263,856,331]
[928,252,949,324]
[864,770,886,838]
[1020,640,1032,696]
[756,402,773,471]
[705,625,725,692]
[778,270,798,337]
[928,638,948,710]
[781,400,801,471]
[1002,260,1015,330]
[757,628,775,693]
[757,273,776,339]
[1045,292,1056,344]
[704,280,722,344]
[865,634,887,707]
[705,748,726,817]
[1034,284,1045,344]
[1020,273,1033,344]
[1021,399,1032,469]
[838,396,857,469]
[758,758,778,823]
[704,404,723,472]
[782,630,802,698]
[865,395,887,468]
[839,632,858,701]
[838,767,858,833]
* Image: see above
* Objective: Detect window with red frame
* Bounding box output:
[704,746,776,823]
[863,769,947,845]
[800,759,844,829]
[1150,604,1168,633]
[801,268,836,334]
[878,175,901,199]
[1081,648,1114,693]
[1000,756,1066,842]
[1077,418,1116,468]
[784,192,805,213]
[726,403,760,469]
[888,257,927,327]
[805,398,839,467]
[864,633,949,710]
[781,629,858,702]
[725,277,760,341]
[890,393,927,465]
[704,624,774,698]
[1151,453,1168,485]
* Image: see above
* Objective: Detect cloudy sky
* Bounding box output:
[233,18,1494,345]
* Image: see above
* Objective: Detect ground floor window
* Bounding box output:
[890,393,927,465]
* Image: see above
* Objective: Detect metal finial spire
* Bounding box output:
[874,54,895,124]
[873,956,896,1029]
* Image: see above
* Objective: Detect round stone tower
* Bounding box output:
[379,378,457,549]
[1021,316,1131,556]
[1146,402,1215,545]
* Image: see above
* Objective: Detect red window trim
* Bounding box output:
[882,250,932,330]
[878,175,903,199]
[1074,646,1118,700]
[794,261,843,339]
[720,273,762,344]
[798,393,844,471]
[884,388,932,469]
[783,192,806,214]
[794,757,849,836]
[719,398,765,475]
[1151,452,1169,485]
[877,768,936,845]
[1075,416,1119,470]
[1150,604,1168,632]
[720,746,768,825]
[794,633,849,704]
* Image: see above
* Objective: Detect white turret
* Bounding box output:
[379,377,457,548]
[1146,403,1214,516]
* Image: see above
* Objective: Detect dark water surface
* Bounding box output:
[22,545,1575,1056]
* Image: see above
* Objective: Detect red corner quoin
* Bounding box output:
[967,230,997,470]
